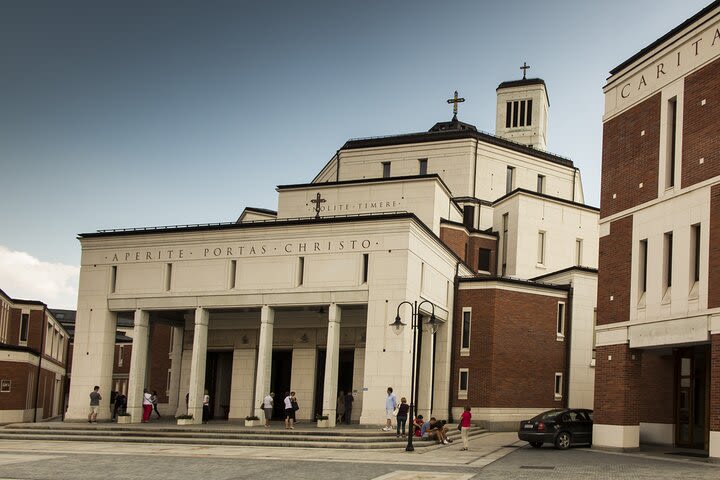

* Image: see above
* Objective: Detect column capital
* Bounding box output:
[194,307,209,326]
[260,305,275,325]
[328,303,341,324]
[133,309,149,327]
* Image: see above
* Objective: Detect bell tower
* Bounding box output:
[495,63,549,150]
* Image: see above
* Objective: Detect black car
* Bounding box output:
[517,408,593,449]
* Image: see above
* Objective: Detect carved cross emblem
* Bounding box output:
[310,192,326,219]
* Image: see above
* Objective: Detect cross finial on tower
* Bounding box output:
[520,62,530,79]
[446,90,465,120]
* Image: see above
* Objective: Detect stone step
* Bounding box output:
[0,425,487,449]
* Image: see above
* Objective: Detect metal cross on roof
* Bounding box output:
[521,62,530,79]
[310,192,326,219]
[446,90,465,119]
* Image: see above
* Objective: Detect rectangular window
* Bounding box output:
[19,313,29,343]
[691,224,701,284]
[0,379,10,392]
[478,248,491,272]
[639,239,648,294]
[362,253,369,283]
[537,174,545,193]
[556,302,566,337]
[664,232,673,290]
[505,102,512,128]
[118,345,124,367]
[45,322,53,355]
[519,100,526,127]
[164,263,172,292]
[418,158,428,175]
[506,166,515,194]
[512,100,519,127]
[575,239,583,266]
[461,309,471,351]
[298,257,305,286]
[501,213,509,276]
[666,97,677,189]
[554,373,563,399]
[537,231,546,265]
[463,205,474,229]
[110,266,117,293]
[382,162,391,178]
[526,99,533,126]
[458,368,469,399]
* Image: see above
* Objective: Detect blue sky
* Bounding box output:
[0,0,712,307]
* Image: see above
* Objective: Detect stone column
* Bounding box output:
[592,343,642,450]
[709,333,720,461]
[253,306,274,418]
[127,309,149,423]
[168,325,184,416]
[322,304,341,427]
[187,307,209,424]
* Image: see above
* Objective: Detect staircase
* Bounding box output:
[0,423,487,449]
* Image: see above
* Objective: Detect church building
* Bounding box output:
[66,72,598,428]
[593,0,720,460]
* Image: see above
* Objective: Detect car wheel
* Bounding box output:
[529,441,543,448]
[554,432,571,450]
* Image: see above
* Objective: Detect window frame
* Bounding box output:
[19,313,29,345]
[418,158,428,175]
[382,161,391,178]
[458,368,469,400]
[537,231,546,266]
[460,307,471,354]
[554,372,563,400]
[556,302,566,339]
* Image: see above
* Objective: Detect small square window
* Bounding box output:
[0,379,10,392]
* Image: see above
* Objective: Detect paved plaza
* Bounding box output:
[0,432,717,479]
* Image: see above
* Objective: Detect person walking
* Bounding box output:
[262,392,274,427]
[336,390,345,424]
[283,392,294,429]
[396,397,409,437]
[142,389,153,423]
[151,390,161,419]
[114,392,127,419]
[202,390,210,423]
[382,387,397,431]
[88,386,101,423]
[460,406,472,450]
[290,391,299,424]
[344,391,354,424]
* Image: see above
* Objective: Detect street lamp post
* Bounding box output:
[389,300,440,452]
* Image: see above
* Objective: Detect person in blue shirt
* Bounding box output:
[421,417,451,444]
[382,387,397,431]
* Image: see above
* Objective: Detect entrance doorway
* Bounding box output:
[205,351,233,420]
[675,346,709,449]
[270,350,293,419]
[313,349,354,419]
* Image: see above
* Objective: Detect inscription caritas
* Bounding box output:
[107,238,374,263]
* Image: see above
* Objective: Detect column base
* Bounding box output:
[592,424,640,450]
[710,431,720,462]
[639,422,674,445]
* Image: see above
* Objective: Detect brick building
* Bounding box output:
[0,288,69,423]
[593,0,720,459]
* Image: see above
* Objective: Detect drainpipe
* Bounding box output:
[448,261,460,423]
[33,305,47,422]
[563,286,574,409]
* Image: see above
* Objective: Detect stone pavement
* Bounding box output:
[0,432,717,479]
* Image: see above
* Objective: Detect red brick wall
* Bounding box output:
[452,286,567,408]
[710,185,720,308]
[597,216,633,325]
[593,344,641,425]
[639,352,674,424]
[7,309,20,346]
[113,344,131,375]
[440,225,468,263]
[149,324,172,403]
[468,236,498,276]
[682,57,720,188]
[26,310,44,352]
[600,94,660,219]
[711,334,720,432]
[0,361,33,409]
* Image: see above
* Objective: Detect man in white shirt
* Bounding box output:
[382,387,397,431]
[263,392,274,427]
[283,392,294,429]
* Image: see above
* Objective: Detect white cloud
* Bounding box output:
[0,245,79,310]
